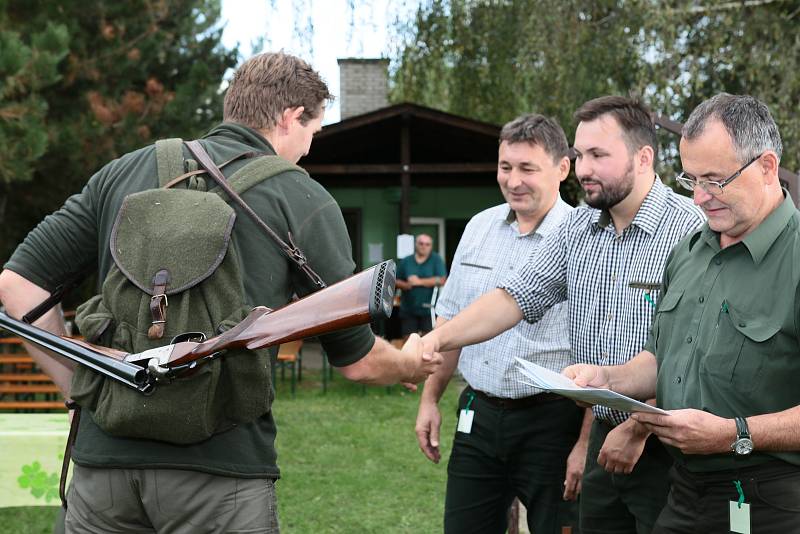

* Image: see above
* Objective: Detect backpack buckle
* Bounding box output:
[148,269,171,339]
[148,293,168,339]
[150,293,169,312]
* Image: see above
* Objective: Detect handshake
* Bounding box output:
[394,332,443,391]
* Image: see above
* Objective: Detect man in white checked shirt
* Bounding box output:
[415,114,585,534]
[420,97,705,534]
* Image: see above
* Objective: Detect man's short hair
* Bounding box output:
[499,114,570,163]
[574,96,659,163]
[223,52,334,132]
[682,93,783,163]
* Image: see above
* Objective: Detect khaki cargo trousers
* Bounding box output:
[63,464,279,533]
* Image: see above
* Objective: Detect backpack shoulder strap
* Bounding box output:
[155,138,185,187]
[221,155,304,197]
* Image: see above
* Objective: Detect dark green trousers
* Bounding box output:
[580,420,672,534]
[444,387,582,534]
[653,461,800,533]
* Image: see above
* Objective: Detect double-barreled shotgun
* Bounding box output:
[0,260,396,394]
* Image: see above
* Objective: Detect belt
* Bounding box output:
[470,387,563,410]
[675,459,800,484]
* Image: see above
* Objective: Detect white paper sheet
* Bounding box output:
[396,234,414,258]
[515,358,669,415]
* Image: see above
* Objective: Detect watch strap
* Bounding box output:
[735,416,751,439]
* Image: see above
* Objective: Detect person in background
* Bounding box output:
[396,233,447,338]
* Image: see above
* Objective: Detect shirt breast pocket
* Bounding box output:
[701,303,779,394]
[456,252,496,304]
[652,289,683,353]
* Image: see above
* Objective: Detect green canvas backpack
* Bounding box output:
[70,138,305,444]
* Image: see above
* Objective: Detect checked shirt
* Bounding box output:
[436,200,572,399]
[502,178,705,424]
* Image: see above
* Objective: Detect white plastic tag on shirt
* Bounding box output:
[457,409,474,434]
[729,501,751,534]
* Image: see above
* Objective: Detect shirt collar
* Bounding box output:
[690,189,796,264]
[504,196,570,237]
[590,175,667,235]
[741,190,795,264]
[202,122,276,154]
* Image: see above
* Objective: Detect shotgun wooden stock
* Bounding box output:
[127,259,396,369]
[1,260,396,390]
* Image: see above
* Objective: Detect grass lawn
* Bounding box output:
[0,368,462,533]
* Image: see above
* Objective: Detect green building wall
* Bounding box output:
[328,185,504,269]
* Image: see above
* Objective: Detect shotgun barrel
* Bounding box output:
[0,311,150,391]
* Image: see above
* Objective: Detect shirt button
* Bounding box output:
[739,322,746,327]
[686,336,693,343]
[676,376,682,384]
[699,296,704,303]
[715,259,722,265]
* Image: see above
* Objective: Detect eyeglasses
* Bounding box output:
[675,153,762,195]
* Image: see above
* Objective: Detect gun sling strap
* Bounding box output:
[183,140,327,289]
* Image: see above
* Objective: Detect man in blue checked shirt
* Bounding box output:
[415,114,585,534]
[420,96,705,534]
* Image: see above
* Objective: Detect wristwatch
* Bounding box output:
[731,416,754,456]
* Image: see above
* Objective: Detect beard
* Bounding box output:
[580,160,635,210]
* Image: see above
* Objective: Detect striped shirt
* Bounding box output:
[502,178,705,424]
[436,199,572,398]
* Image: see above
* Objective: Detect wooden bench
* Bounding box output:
[0,349,64,411]
[0,355,34,364]
[0,384,61,394]
[0,354,35,373]
[276,340,303,397]
[0,373,52,382]
[0,401,66,410]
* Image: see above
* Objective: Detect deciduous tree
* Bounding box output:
[391,0,800,202]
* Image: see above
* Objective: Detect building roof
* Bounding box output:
[301,102,500,188]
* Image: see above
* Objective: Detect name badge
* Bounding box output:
[729,501,751,534]
[457,409,474,434]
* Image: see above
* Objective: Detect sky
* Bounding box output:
[220,0,420,123]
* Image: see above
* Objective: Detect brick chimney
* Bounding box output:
[337,58,390,120]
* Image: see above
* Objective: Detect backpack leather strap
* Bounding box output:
[184,140,326,289]
[147,269,170,339]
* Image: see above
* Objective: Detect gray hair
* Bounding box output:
[682,93,782,163]
[499,114,569,163]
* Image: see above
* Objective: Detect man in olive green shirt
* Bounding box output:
[566,94,800,531]
[0,52,441,533]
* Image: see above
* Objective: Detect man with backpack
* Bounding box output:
[0,52,441,533]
